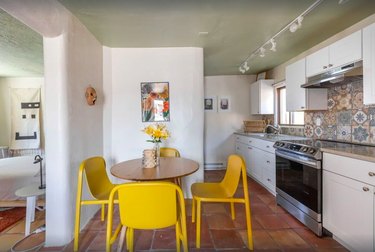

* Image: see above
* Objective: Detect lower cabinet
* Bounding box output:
[235,135,275,195]
[323,153,375,252]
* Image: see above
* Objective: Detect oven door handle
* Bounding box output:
[275,150,321,169]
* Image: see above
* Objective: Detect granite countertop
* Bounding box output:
[234,131,307,142]
[321,143,375,163]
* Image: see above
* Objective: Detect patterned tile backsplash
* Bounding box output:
[302,80,375,145]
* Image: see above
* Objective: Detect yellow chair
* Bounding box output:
[191,154,253,250]
[74,156,116,252]
[160,147,182,185]
[106,182,188,252]
[160,147,180,158]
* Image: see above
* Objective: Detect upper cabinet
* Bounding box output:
[306,30,362,77]
[250,79,274,115]
[363,22,375,105]
[286,58,327,111]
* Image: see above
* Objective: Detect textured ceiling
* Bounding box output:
[1,1,375,77]
[0,9,43,77]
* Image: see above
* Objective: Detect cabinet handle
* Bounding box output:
[266,160,270,163]
[369,172,375,177]
[266,145,270,148]
[301,106,305,109]
[248,147,252,150]
[267,178,271,182]
[363,187,370,192]
[323,66,327,69]
[237,147,239,150]
[249,141,252,143]
[328,64,333,67]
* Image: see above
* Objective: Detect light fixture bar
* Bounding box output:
[238,0,324,73]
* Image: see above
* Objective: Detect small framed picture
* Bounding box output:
[256,72,266,81]
[218,96,231,112]
[204,96,217,112]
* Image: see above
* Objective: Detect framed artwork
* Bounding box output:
[141,82,170,122]
[256,72,266,81]
[204,96,217,112]
[218,96,231,112]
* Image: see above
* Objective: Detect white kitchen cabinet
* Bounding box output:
[323,153,375,252]
[306,30,362,77]
[250,79,274,114]
[235,134,276,195]
[363,22,375,105]
[285,58,327,111]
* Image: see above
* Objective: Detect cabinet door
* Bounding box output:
[306,47,329,77]
[250,81,260,114]
[286,58,306,111]
[329,30,362,69]
[235,142,250,171]
[323,170,374,252]
[261,152,276,194]
[248,147,263,181]
[363,23,375,105]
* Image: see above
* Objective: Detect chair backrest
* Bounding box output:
[111,182,184,229]
[220,154,246,197]
[160,147,180,157]
[80,156,113,200]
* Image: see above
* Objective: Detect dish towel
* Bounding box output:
[10,88,41,150]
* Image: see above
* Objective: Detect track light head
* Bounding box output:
[239,65,246,74]
[270,39,277,52]
[243,61,250,71]
[259,47,266,57]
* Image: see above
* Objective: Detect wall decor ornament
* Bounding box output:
[85,86,97,106]
[204,96,217,112]
[141,82,169,122]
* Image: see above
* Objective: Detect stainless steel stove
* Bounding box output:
[273,139,330,236]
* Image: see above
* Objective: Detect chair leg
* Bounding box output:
[117,226,126,252]
[175,222,181,252]
[101,203,105,221]
[244,201,254,250]
[230,202,236,220]
[128,228,134,252]
[192,198,196,223]
[196,200,202,248]
[73,204,81,252]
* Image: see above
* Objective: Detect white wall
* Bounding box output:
[103,47,204,195]
[0,1,104,246]
[204,75,260,169]
[0,77,44,147]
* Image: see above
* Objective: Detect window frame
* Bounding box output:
[275,84,304,126]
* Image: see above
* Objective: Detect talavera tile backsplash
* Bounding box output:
[303,80,375,145]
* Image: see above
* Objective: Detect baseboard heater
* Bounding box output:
[204,162,225,170]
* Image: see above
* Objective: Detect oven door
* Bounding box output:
[275,150,322,220]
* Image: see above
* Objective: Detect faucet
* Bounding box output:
[265,124,281,134]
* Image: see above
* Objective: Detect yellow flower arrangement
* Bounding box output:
[142,123,170,143]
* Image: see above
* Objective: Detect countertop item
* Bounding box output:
[234,132,307,142]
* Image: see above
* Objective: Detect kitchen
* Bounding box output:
[233,15,375,252]
[0,0,375,250]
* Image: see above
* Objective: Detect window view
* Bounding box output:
[278,87,304,125]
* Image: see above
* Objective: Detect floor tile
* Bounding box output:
[252,229,280,250]
[206,213,235,229]
[152,228,177,250]
[254,214,290,229]
[294,228,344,249]
[210,229,245,249]
[268,229,311,249]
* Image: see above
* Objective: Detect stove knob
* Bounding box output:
[300,147,306,152]
[275,142,280,146]
[279,143,284,147]
[308,149,315,154]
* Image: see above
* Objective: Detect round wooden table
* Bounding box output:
[110,157,199,182]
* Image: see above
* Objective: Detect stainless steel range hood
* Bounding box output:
[301,61,363,88]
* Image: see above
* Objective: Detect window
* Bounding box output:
[277,86,304,125]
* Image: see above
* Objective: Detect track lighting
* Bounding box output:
[237,0,323,74]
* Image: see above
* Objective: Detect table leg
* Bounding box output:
[25,196,37,236]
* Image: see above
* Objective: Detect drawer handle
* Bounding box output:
[369,172,375,177]
[267,178,271,182]
[248,147,252,150]
[328,64,333,67]
[266,146,270,148]
[266,160,270,163]
[363,187,370,192]
[249,141,252,143]
[300,106,305,109]
[237,147,239,150]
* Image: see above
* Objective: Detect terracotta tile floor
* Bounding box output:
[0,170,348,251]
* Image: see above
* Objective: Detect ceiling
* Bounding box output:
[0,9,43,77]
[1,0,375,77]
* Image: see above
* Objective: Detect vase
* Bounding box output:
[153,142,160,166]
